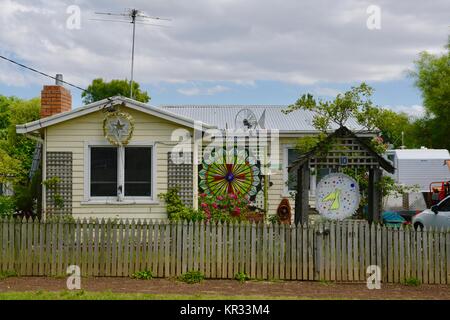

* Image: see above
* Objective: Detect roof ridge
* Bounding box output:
[160,105,288,108]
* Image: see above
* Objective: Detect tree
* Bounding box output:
[0,96,40,216]
[283,82,380,133]
[82,78,150,104]
[372,109,417,148]
[283,83,389,153]
[410,38,450,150]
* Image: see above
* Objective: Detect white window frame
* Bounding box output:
[83,140,157,205]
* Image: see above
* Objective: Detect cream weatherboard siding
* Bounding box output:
[45,106,302,219]
[267,137,299,215]
[45,106,193,220]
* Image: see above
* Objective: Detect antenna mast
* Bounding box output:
[92,8,171,99]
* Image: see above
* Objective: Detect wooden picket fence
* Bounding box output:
[0,218,449,284]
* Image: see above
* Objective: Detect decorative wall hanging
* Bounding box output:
[199,148,261,199]
[315,173,360,220]
[276,198,292,224]
[103,111,134,146]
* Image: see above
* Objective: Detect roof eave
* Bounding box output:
[16,96,216,134]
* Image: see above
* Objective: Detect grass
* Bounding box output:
[0,270,18,280]
[0,290,326,300]
[403,278,421,286]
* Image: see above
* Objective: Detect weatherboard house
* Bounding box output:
[16,80,378,221]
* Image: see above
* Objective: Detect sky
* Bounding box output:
[0,0,449,117]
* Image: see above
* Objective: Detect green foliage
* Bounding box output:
[403,277,420,286]
[178,271,205,284]
[267,214,280,224]
[43,177,64,209]
[82,78,150,104]
[0,196,15,217]
[0,96,40,184]
[45,214,76,223]
[283,83,379,132]
[410,38,450,150]
[0,270,18,280]
[234,272,250,283]
[159,188,205,222]
[132,270,153,280]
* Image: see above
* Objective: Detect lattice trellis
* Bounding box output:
[309,136,381,171]
[46,152,72,215]
[167,152,193,207]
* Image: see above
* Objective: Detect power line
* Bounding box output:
[0,54,88,93]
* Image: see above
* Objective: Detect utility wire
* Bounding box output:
[0,54,88,93]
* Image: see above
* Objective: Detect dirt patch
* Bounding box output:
[0,277,448,299]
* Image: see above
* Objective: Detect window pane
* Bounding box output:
[91,147,117,196]
[287,149,301,191]
[439,198,450,211]
[125,147,152,197]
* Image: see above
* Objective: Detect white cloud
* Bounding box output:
[177,84,230,96]
[385,105,425,118]
[0,0,448,89]
[313,87,341,97]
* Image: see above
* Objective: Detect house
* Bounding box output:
[16,79,374,220]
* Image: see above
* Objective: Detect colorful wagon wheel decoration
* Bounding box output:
[199,148,261,198]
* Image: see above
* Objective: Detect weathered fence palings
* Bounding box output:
[0,218,448,284]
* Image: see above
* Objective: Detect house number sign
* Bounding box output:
[103,111,135,146]
[315,173,360,220]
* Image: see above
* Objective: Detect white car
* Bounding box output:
[412,195,450,230]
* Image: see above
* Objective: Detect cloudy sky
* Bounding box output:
[0,0,448,116]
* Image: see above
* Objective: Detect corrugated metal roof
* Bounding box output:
[393,149,450,160]
[159,105,366,132]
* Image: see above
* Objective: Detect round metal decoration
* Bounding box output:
[103,111,134,146]
[315,173,360,220]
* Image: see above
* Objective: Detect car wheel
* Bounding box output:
[414,222,424,231]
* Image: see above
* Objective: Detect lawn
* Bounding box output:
[0,290,306,300]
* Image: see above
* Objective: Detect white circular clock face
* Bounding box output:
[315,173,360,220]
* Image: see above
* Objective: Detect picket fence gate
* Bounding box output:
[0,218,449,284]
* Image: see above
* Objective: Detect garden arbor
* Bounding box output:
[289,126,395,224]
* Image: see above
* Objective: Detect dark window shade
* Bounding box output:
[125,147,152,197]
[287,149,301,191]
[90,147,117,197]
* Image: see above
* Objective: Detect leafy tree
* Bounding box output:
[0,96,40,216]
[410,38,450,150]
[372,109,417,148]
[283,83,388,153]
[82,78,150,104]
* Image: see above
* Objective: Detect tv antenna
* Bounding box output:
[91,8,171,99]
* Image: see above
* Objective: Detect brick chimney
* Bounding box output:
[40,74,72,118]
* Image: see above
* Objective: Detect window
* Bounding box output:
[90,147,117,197]
[125,147,152,197]
[439,198,450,211]
[89,145,153,200]
[286,148,301,192]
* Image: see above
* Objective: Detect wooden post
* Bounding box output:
[295,165,310,225]
[368,168,382,223]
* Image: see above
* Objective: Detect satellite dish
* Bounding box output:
[235,108,258,130]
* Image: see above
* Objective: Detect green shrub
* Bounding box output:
[403,277,420,286]
[235,272,250,283]
[0,270,18,280]
[132,270,153,280]
[178,271,205,284]
[159,188,205,222]
[0,196,15,218]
